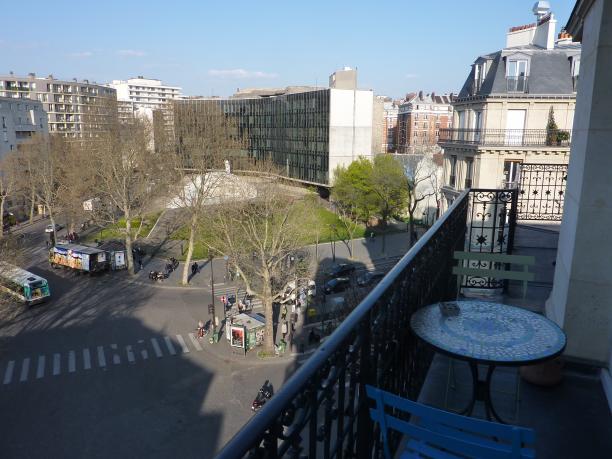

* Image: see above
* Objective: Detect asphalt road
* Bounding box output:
[0,222,293,459]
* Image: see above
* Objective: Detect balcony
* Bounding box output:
[438,128,572,148]
[506,75,529,93]
[216,189,612,459]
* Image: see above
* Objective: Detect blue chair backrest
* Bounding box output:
[365,385,535,459]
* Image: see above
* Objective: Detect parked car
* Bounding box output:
[326,263,356,279]
[45,224,63,233]
[324,277,351,294]
[357,271,385,287]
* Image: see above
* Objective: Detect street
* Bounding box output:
[0,219,292,459]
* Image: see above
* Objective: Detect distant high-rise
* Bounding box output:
[0,73,117,138]
[108,76,182,121]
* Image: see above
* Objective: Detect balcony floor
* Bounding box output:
[416,223,612,458]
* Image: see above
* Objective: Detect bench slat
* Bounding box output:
[454,251,535,265]
[453,266,535,282]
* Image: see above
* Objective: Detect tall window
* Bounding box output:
[572,57,580,91]
[474,63,486,94]
[465,157,474,188]
[507,59,528,92]
[503,160,522,188]
[473,111,483,142]
[449,155,458,188]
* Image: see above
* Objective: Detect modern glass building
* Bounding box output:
[174,85,377,186]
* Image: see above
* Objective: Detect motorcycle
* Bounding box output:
[251,380,274,412]
[149,270,167,281]
[166,257,179,273]
[197,321,210,338]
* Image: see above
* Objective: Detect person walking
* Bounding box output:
[191,262,198,277]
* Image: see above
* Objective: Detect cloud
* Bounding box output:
[69,51,93,58]
[208,69,278,79]
[405,73,419,79]
[117,49,147,57]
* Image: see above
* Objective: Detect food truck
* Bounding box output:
[49,244,108,273]
[227,313,266,352]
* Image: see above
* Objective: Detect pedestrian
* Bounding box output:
[281,304,288,321]
[45,239,50,248]
[191,261,198,276]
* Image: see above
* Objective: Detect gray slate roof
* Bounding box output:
[458,42,581,99]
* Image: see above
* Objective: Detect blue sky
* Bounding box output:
[0,0,575,98]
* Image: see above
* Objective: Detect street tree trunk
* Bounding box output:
[181,214,197,285]
[0,197,5,238]
[262,269,275,354]
[124,208,135,275]
[29,189,35,224]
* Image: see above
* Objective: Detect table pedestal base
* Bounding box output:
[459,362,506,424]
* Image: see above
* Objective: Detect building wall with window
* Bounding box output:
[439,4,580,209]
[174,85,376,186]
[108,76,181,121]
[0,74,117,138]
[397,91,453,153]
[0,97,48,158]
[380,98,399,153]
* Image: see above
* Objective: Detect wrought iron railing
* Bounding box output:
[517,163,567,221]
[216,191,471,459]
[506,75,529,93]
[438,128,572,147]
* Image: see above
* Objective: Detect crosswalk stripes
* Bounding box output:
[97,346,106,368]
[175,335,189,354]
[1,331,209,386]
[188,333,203,351]
[36,356,45,379]
[83,349,91,370]
[3,361,14,385]
[52,354,61,376]
[163,337,176,355]
[19,358,30,382]
[150,338,163,358]
[68,351,76,373]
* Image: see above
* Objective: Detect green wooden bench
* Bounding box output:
[452,251,536,299]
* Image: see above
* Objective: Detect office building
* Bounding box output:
[174,68,377,186]
[0,73,116,137]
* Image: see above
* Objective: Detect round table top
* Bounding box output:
[410,300,566,365]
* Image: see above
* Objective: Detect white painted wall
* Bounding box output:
[328,88,374,183]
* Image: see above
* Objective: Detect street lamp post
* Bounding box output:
[209,255,217,343]
[330,224,336,263]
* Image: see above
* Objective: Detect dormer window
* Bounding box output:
[507,59,528,92]
[474,62,486,94]
[571,57,580,91]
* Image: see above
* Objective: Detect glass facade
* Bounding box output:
[174,89,331,185]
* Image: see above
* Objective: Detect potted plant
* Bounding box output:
[545,106,559,146]
[556,130,570,145]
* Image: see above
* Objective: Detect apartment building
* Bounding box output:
[379,97,399,153]
[438,3,580,211]
[108,76,182,121]
[174,69,377,186]
[0,96,48,157]
[0,73,117,137]
[397,91,453,153]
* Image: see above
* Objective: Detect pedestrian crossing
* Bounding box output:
[1,332,209,387]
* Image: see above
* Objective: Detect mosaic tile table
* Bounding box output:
[411,300,566,422]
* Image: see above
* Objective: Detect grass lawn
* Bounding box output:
[306,206,366,244]
[83,211,163,244]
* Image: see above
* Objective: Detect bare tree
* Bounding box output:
[205,170,316,354]
[0,152,21,237]
[331,200,361,259]
[403,150,440,244]
[88,118,167,274]
[171,101,244,285]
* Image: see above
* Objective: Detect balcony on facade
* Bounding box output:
[438,128,572,148]
[506,75,529,93]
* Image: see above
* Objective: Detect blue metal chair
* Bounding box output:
[366,385,535,459]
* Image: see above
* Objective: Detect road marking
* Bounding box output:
[110,344,121,365]
[188,333,203,351]
[52,354,61,376]
[126,345,136,363]
[68,351,76,373]
[20,358,30,382]
[83,349,91,370]
[97,346,106,367]
[137,340,148,360]
[3,361,15,385]
[176,334,189,353]
[164,337,176,355]
[150,338,163,358]
[36,356,45,379]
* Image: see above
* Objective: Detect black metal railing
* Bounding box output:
[517,163,567,221]
[216,191,470,459]
[438,128,572,147]
[506,75,529,93]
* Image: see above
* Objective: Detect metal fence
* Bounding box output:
[438,128,572,148]
[216,190,470,459]
[517,163,568,221]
